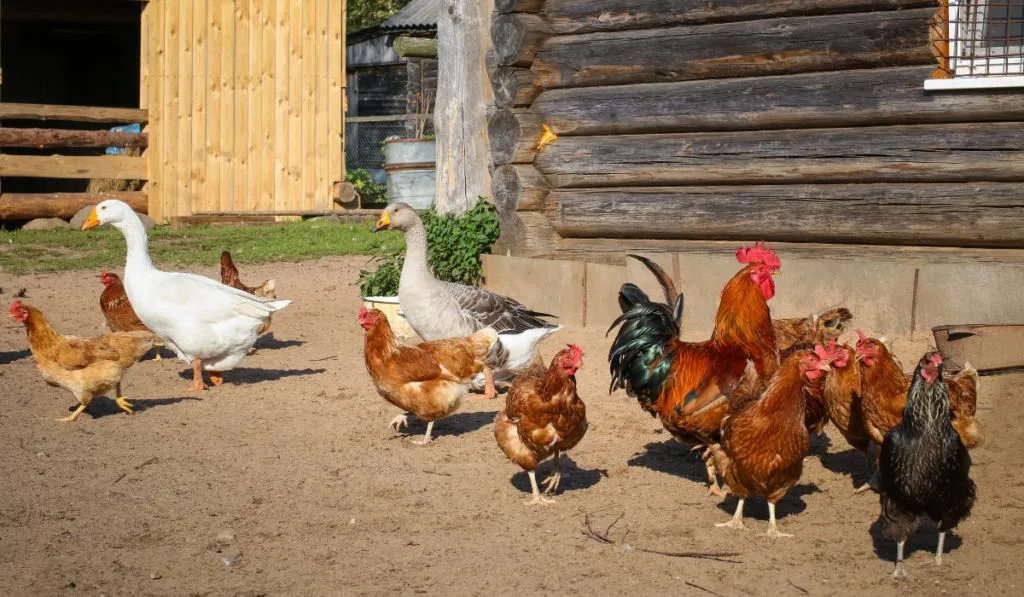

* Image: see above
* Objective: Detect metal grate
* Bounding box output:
[931,0,1024,78]
[344,115,436,171]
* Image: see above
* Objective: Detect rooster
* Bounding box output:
[877,352,975,580]
[10,300,159,422]
[608,244,780,495]
[220,250,277,337]
[494,345,587,506]
[857,330,982,452]
[709,343,844,537]
[360,307,498,444]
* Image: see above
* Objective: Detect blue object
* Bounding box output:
[105,123,142,155]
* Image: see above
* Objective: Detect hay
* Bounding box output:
[87,146,144,193]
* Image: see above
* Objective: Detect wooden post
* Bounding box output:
[434,0,495,215]
[394,36,439,59]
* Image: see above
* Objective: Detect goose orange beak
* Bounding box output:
[81,208,101,231]
[373,210,391,232]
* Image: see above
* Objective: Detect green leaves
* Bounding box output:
[346,168,387,205]
[357,197,501,297]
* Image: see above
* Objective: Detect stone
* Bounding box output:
[137,213,157,230]
[69,205,97,229]
[22,218,71,231]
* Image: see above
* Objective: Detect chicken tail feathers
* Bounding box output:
[607,283,678,407]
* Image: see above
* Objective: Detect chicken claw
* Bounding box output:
[892,540,908,580]
[715,498,746,530]
[525,470,556,505]
[208,371,224,386]
[542,451,563,494]
[115,397,135,415]
[57,403,89,423]
[762,503,793,538]
[409,421,435,445]
[389,414,409,433]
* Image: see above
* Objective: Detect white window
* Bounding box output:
[926,0,1024,89]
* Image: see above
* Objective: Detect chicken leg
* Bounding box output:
[188,359,208,392]
[542,451,562,495]
[411,421,435,445]
[893,540,908,579]
[935,531,946,566]
[715,498,746,530]
[113,383,134,415]
[525,470,556,506]
[763,502,793,538]
[208,371,225,386]
[58,402,90,423]
[474,367,498,401]
[389,413,409,432]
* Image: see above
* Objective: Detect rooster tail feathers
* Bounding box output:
[607,300,678,406]
[626,254,683,323]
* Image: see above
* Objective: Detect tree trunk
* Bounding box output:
[434,0,495,215]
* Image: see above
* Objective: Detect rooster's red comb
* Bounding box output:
[9,300,23,313]
[567,344,583,362]
[735,241,781,271]
[855,329,869,344]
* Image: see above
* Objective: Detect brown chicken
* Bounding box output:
[708,343,842,537]
[10,300,160,422]
[857,330,982,453]
[773,307,853,353]
[99,272,149,332]
[220,250,277,336]
[608,244,781,495]
[360,306,498,444]
[820,340,876,493]
[494,345,587,506]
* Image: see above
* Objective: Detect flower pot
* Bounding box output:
[384,138,435,210]
[362,295,417,340]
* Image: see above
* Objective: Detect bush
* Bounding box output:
[347,168,387,206]
[358,197,501,296]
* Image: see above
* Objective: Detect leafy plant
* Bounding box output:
[358,197,501,296]
[347,168,387,206]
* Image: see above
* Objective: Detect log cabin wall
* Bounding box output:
[143,0,346,221]
[488,0,1024,263]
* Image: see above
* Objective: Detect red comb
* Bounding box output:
[358,306,368,317]
[855,329,868,344]
[813,343,829,361]
[735,241,781,270]
[567,344,583,361]
[9,300,23,313]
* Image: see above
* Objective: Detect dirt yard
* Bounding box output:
[0,256,1021,597]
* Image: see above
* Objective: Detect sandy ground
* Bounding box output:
[0,255,1021,597]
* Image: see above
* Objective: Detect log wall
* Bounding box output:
[488,0,1024,260]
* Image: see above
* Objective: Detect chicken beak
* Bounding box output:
[81,208,101,231]
[772,268,781,276]
[372,211,391,232]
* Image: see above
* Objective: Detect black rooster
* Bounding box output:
[877,351,976,580]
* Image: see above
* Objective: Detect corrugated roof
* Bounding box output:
[379,0,439,30]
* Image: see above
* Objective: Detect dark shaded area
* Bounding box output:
[510,455,606,495]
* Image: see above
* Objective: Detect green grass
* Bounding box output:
[0,219,405,275]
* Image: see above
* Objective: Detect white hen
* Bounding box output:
[82,200,291,391]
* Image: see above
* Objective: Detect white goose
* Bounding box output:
[373,203,561,400]
[82,200,291,391]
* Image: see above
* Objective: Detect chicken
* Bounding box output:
[821,341,876,493]
[494,345,587,506]
[708,343,842,537]
[360,306,499,444]
[877,352,976,580]
[857,330,982,451]
[10,300,160,422]
[99,272,163,361]
[773,307,853,353]
[373,203,560,400]
[608,244,780,495]
[220,251,276,338]
[83,201,290,391]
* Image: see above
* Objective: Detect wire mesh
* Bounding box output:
[931,0,1024,78]
[345,118,411,171]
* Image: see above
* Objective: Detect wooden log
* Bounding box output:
[540,0,934,35]
[0,154,147,180]
[434,0,493,215]
[547,184,1024,247]
[535,122,1024,188]
[553,238,1024,266]
[492,13,551,67]
[533,66,1024,136]
[532,8,933,89]
[491,67,541,108]
[493,164,550,213]
[0,102,147,124]
[488,109,546,165]
[0,127,148,149]
[496,0,545,13]
[393,36,438,59]
[0,192,147,220]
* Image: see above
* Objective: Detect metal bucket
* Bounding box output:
[384,138,436,210]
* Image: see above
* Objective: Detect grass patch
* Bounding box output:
[0,219,405,275]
